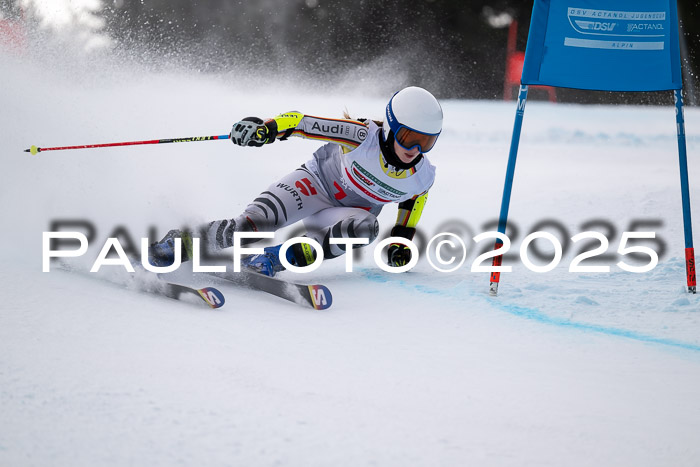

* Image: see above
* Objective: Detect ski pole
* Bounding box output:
[24,133,231,155]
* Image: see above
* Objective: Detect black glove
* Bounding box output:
[387,225,416,267]
[387,243,412,267]
[230,117,279,147]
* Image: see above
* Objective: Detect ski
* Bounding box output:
[206,270,333,310]
[128,257,226,309]
[57,261,226,309]
[158,280,226,309]
[157,267,332,310]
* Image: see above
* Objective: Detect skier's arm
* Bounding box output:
[387,192,428,267]
[231,111,368,150]
[282,112,369,150]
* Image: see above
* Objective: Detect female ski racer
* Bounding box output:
[149,86,443,276]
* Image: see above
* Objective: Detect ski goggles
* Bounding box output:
[394,126,440,153]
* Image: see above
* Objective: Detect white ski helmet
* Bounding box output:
[384,86,443,153]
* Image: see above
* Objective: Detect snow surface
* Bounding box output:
[2,52,700,466]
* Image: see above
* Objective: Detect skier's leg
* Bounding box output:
[202,167,333,250]
[240,207,379,276]
[149,167,333,266]
[301,207,380,261]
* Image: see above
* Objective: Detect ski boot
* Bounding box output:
[148,230,193,267]
[241,244,288,277]
[242,242,316,277]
